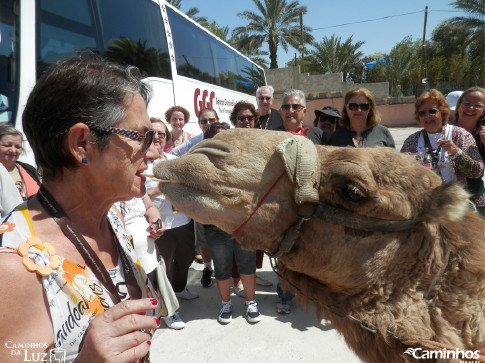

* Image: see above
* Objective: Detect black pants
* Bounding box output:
[155,220,195,293]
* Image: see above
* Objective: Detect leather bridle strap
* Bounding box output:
[313,202,421,233]
[232,171,286,236]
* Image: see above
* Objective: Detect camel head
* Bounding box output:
[153,128,477,292]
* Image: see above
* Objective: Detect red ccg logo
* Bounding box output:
[194,88,215,117]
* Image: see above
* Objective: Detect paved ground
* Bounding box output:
[149,126,422,363]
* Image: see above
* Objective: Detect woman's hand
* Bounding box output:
[74,298,160,363]
[148,218,165,239]
[437,139,459,156]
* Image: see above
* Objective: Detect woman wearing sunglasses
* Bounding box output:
[328,87,395,148]
[0,56,162,362]
[401,89,483,191]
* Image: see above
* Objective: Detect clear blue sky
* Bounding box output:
[180,0,467,65]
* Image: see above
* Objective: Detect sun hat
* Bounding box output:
[446,91,463,111]
[314,106,341,118]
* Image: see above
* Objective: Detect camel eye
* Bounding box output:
[344,183,366,202]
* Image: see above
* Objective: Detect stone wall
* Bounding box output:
[265,66,416,127]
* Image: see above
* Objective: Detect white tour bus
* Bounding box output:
[0,0,266,164]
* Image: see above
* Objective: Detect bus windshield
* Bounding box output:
[0,0,18,123]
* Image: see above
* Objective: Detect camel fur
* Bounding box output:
[152,128,485,363]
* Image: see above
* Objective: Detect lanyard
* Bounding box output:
[37,186,141,303]
[422,130,442,170]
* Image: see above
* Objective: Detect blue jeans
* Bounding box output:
[204,225,256,280]
[277,281,294,303]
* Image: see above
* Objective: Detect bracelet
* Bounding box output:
[449,149,463,160]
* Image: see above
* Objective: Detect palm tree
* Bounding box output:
[232,0,313,69]
[306,34,364,79]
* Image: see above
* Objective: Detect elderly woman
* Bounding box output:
[0,124,40,199]
[401,89,483,190]
[163,106,192,153]
[328,87,395,148]
[453,87,485,214]
[229,100,259,129]
[0,56,161,363]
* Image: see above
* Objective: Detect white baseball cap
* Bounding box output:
[446,91,463,111]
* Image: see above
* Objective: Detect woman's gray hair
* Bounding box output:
[22,54,151,180]
[281,89,306,107]
[0,123,23,140]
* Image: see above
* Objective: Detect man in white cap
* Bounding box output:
[446,91,463,122]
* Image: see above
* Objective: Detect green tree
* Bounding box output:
[232,0,313,69]
[166,0,208,27]
[306,34,364,80]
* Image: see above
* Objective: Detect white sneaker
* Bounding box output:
[233,284,245,298]
[176,288,199,300]
[218,302,232,324]
[246,301,262,323]
[163,312,185,330]
[255,274,273,286]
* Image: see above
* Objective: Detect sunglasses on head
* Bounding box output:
[89,125,154,153]
[281,104,304,112]
[210,122,230,129]
[258,96,271,101]
[237,115,255,122]
[418,108,439,117]
[318,114,337,123]
[200,117,217,125]
[347,103,370,111]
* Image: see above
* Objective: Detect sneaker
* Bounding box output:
[233,284,245,298]
[163,312,185,330]
[201,267,213,287]
[276,302,291,315]
[255,274,273,286]
[218,302,232,324]
[176,288,199,300]
[246,301,262,323]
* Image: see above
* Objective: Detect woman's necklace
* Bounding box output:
[171,131,185,146]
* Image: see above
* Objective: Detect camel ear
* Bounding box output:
[276,135,320,205]
[424,183,471,222]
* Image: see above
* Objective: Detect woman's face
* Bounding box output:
[151,121,168,156]
[346,95,371,127]
[169,111,186,132]
[93,93,152,201]
[198,110,218,133]
[235,109,255,128]
[0,134,22,170]
[457,91,485,129]
[417,99,443,134]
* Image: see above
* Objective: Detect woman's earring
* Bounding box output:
[81,157,89,164]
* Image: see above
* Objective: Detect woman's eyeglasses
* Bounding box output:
[154,131,166,139]
[210,122,230,129]
[462,102,484,110]
[281,104,304,112]
[318,115,338,124]
[236,115,255,122]
[258,96,271,101]
[418,108,439,117]
[200,117,217,125]
[347,103,370,111]
[89,125,154,153]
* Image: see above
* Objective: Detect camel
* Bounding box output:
[151,128,485,363]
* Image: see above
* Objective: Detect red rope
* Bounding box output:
[232,171,286,236]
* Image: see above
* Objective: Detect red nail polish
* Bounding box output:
[147,340,151,346]
[150,298,158,306]
[154,318,160,326]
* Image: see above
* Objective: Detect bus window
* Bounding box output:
[166,6,216,85]
[38,0,171,80]
[0,0,19,123]
[210,39,237,91]
[236,57,265,95]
